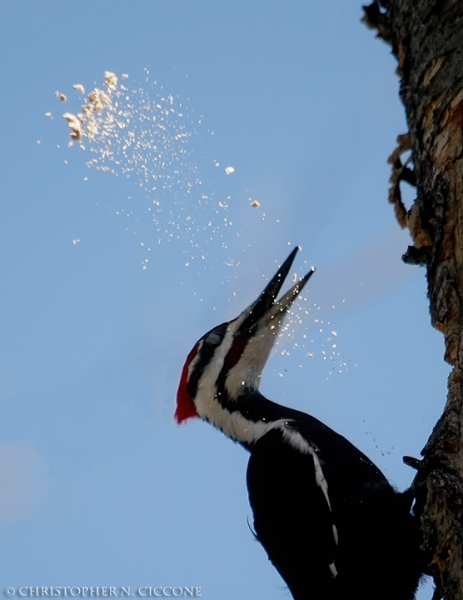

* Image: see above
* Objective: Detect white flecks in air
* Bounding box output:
[275,297,352,380]
[55,91,67,102]
[51,69,247,272]
[72,84,86,94]
[63,113,83,141]
[104,71,118,89]
[49,71,349,378]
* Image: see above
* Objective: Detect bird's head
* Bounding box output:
[175,247,315,431]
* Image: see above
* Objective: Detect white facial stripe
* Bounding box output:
[189,310,267,444]
[197,327,234,389]
[189,308,252,387]
[191,285,294,405]
[187,340,204,380]
[192,321,291,444]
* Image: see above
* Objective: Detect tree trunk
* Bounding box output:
[362,1,463,599]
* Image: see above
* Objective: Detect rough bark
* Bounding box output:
[362,2,463,599]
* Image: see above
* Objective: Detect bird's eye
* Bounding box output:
[206,331,223,346]
[204,323,227,346]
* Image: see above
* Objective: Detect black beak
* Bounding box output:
[238,247,315,334]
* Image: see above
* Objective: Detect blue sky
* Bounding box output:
[0,2,446,599]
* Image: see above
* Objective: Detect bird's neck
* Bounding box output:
[194,386,301,449]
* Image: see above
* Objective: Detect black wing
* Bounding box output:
[247,426,339,600]
[247,422,423,600]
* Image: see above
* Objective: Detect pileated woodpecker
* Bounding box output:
[176,247,423,600]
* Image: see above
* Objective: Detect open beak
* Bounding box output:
[237,246,315,335]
